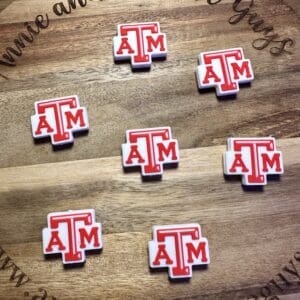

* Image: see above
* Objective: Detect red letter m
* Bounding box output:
[65,109,86,129]
[146,35,166,52]
[186,242,208,263]
[231,61,252,80]
[261,153,282,172]
[79,227,100,248]
[157,142,178,161]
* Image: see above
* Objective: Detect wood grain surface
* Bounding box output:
[0,138,299,300]
[0,0,299,299]
[0,0,299,169]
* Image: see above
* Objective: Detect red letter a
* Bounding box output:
[117,38,135,55]
[152,245,173,266]
[229,154,249,173]
[203,66,221,84]
[46,231,66,252]
[126,145,145,164]
[35,116,54,135]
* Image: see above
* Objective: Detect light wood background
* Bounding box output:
[0,0,299,299]
[0,0,299,169]
[0,139,300,299]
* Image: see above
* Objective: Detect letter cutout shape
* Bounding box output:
[31,95,89,146]
[43,209,102,265]
[224,137,284,186]
[196,48,254,96]
[113,22,167,69]
[122,127,179,178]
[149,224,210,279]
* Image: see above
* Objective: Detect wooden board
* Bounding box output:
[0,0,299,169]
[0,0,300,299]
[0,138,300,300]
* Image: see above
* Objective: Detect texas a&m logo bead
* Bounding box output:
[149,224,210,279]
[224,137,284,186]
[113,22,167,69]
[43,209,102,265]
[122,127,179,178]
[196,48,254,96]
[31,95,89,146]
